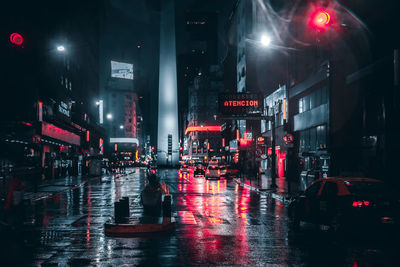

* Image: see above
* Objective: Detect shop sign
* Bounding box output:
[283,133,294,144]
[58,101,71,117]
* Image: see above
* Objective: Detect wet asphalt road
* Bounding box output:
[2,167,400,266]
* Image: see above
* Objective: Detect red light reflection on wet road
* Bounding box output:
[177,172,250,265]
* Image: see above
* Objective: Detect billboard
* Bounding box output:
[111,61,134,80]
[218,93,264,117]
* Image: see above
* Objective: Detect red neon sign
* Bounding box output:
[223,100,259,107]
[42,122,80,145]
[185,125,221,135]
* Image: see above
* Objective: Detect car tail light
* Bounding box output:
[352,201,370,207]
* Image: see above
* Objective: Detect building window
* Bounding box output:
[316,125,327,149]
[298,87,328,114]
[300,124,327,152]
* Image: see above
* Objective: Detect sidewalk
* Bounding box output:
[22,169,135,203]
[234,173,301,204]
[0,169,136,228]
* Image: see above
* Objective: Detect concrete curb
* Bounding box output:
[233,178,290,205]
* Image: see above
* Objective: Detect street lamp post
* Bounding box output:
[263,106,278,190]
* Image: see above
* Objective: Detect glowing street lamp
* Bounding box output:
[106,113,112,120]
[260,34,271,47]
[57,45,65,52]
[119,125,124,129]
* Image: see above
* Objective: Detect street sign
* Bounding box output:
[283,133,294,144]
[32,134,41,144]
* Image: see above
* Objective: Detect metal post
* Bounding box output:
[270,113,277,189]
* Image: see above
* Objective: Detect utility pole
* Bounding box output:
[269,106,277,189]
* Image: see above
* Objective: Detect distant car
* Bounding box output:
[205,165,221,179]
[194,165,205,177]
[208,159,219,166]
[288,177,400,232]
[180,164,190,174]
[218,166,227,177]
[224,166,240,179]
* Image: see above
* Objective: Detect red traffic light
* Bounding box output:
[10,33,23,46]
[314,11,330,26]
[310,9,333,29]
[151,146,155,151]
[179,146,183,151]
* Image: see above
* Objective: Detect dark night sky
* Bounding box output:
[99,0,235,145]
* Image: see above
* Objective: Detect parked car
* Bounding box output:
[205,165,221,179]
[288,177,400,232]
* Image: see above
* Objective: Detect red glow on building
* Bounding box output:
[239,131,252,146]
[267,147,286,177]
[278,151,286,178]
[86,130,90,142]
[282,98,287,120]
[185,125,221,135]
[222,138,225,147]
[41,122,80,145]
[99,138,104,154]
[38,101,43,122]
[124,93,138,138]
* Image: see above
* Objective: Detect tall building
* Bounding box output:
[157,0,179,166]
[176,0,235,162]
[222,0,400,188]
[0,0,105,178]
